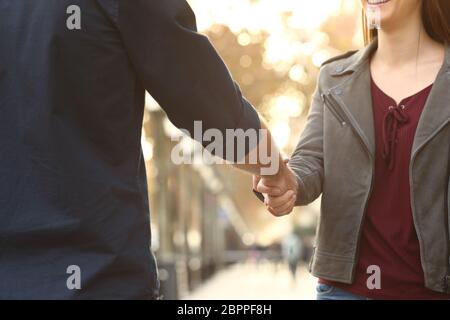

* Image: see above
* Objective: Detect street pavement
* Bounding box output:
[184,261,317,300]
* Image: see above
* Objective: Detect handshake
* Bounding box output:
[253,159,299,217]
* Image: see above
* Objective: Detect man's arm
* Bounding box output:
[255,70,328,214]
[116,1,261,151]
[115,0,288,175]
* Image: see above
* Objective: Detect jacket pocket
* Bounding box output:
[322,93,348,127]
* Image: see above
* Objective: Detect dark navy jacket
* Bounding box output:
[0,0,259,299]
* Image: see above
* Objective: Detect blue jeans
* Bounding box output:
[316,283,370,300]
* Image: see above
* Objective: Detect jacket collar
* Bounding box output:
[329,40,450,159]
[327,40,378,156]
[330,40,378,77]
[412,46,450,157]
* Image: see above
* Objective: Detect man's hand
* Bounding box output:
[254,161,298,217]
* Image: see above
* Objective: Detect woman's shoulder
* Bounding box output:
[321,50,359,69]
[315,50,359,90]
[316,43,375,88]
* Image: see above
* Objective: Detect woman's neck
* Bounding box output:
[374,14,442,68]
[370,13,445,105]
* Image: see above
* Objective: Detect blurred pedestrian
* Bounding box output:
[282,233,303,283]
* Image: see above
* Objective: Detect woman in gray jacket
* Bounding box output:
[257,0,450,300]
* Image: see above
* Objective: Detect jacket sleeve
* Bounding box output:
[116,0,260,145]
[289,74,325,206]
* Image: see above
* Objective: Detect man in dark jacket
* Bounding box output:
[0,0,295,299]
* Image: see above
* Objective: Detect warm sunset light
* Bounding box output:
[186,0,360,152]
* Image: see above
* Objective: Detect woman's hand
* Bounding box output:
[253,160,298,217]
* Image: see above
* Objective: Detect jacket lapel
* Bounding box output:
[327,42,450,159]
[412,46,450,157]
[329,42,377,158]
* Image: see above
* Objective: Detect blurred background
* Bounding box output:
[142,0,364,300]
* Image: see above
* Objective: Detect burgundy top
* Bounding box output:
[321,79,450,299]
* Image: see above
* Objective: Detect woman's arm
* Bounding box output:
[255,76,325,214]
[289,85,325,206]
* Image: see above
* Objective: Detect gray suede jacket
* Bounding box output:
[289,41,450,294]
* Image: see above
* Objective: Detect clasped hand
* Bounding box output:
[253,160,298,217]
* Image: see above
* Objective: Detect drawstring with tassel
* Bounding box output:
[382,105,409,170]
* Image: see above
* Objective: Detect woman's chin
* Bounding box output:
[366,0,392,9]
[364,0,395,18]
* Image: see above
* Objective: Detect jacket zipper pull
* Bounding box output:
[323,93,347,127]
